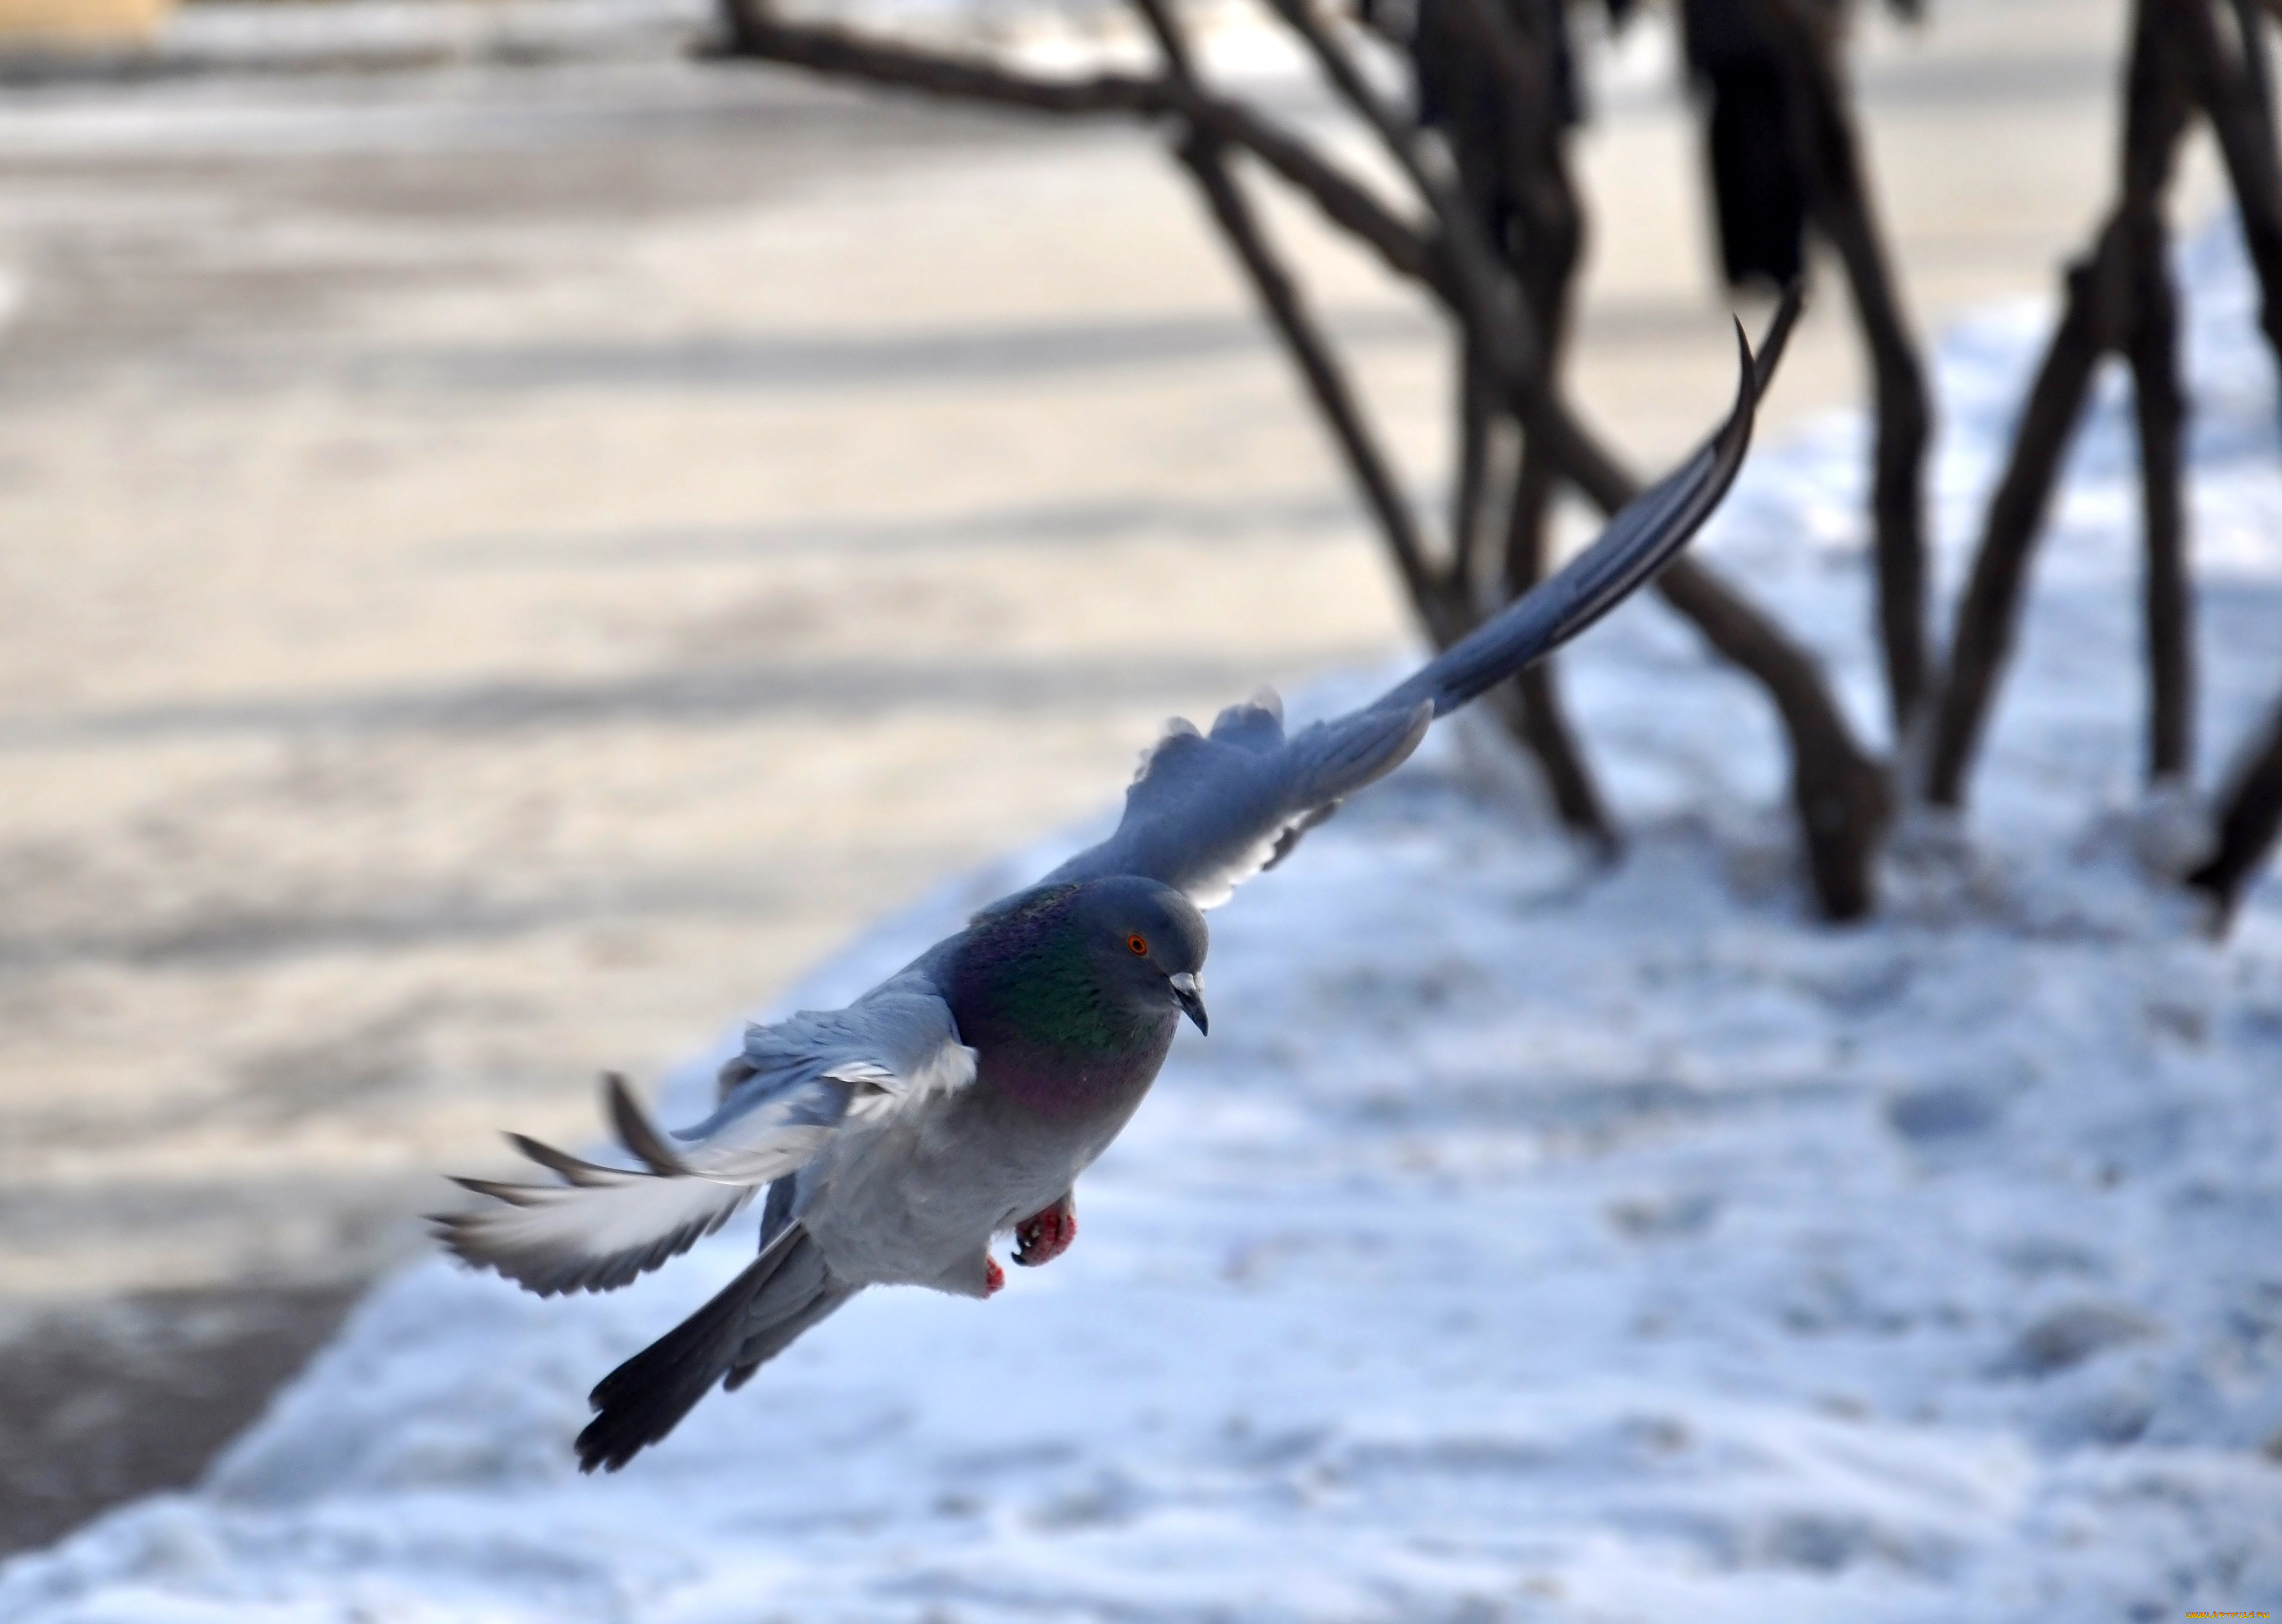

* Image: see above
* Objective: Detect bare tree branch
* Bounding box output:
[1126,0,1457,641]
[2126,211,2194,783]
[1478,0,1612,846]
[1419,0,1881,894]
[1258,0,1645,543]
[1259,0,1558,422]
[1481,274,1886,907]
[1487,129,1884,901]
[713,0,1443,291]
[714,0,1881,915]
[1505,280,1890,915]
[2231,0,2278,140]
[1188,141,1459,640]
[1926,0,2194,807]
[1390,0,1614,842]
[1657,556,1891,917]
[1754,0,1933,739]
[713,0,1165,112]
[2175,0,2282,374]
[2174,0,2282,926]
[1450,355,1496,594]
[1925,249,2116,807]
[2188,696,2282,922]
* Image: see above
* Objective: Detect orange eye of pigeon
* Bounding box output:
[1127,934,1149,956]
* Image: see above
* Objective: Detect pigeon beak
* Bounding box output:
[1169,972,1208,1036]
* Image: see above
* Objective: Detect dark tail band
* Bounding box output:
[576,1225,840,1473]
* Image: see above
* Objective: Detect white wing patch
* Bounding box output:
[837,1040,977,1122]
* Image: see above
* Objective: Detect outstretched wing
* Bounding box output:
[1042,307,1787,907]
[1037,689,1434,907]
[1379,317,1776,718]
[433,973,971,1297]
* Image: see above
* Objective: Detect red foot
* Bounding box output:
[1013,1196,1078,1268]
[984,1256,1005,1297]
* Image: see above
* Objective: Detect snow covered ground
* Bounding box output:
[8,216,2282,1620]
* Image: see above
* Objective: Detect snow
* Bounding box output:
[10,220,2282,1621]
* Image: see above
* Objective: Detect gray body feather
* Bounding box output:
[436,300,1794,1472]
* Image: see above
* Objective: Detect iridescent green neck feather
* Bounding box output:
[950,887,1156,1057]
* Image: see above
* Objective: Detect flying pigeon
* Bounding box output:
[435,301,1796,1473]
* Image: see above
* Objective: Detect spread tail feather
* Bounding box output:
[576,1225,843,1473]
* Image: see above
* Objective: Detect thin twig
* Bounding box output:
[1128,0,1455,639]
[713,0,1442,291]
[1754,0,1932,739]
[714,0,1882,915]
[1457,0,1612,844]
[1261,0,1570,450]
[2174,0,2282,374]
[2188,696,2282,922]
[1658,559,1891,917]
[2232,0,2279,141]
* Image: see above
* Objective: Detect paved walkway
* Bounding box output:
[0,0,2192,1552]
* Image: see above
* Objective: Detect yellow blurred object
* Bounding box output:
[0,0,176,45]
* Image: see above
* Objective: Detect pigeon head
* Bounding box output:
[1070,876,1210,1035]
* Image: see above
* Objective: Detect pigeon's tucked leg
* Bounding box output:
[1012,1191,1076,1267]
[927,1249,1004,1299]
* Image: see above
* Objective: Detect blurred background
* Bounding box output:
[0,0,2201,1557]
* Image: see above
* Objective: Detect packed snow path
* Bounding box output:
[8,221,2282,1622]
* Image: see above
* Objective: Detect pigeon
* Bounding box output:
[435,299,1796,1473]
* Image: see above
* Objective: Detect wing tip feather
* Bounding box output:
[606,1073,688,1176]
